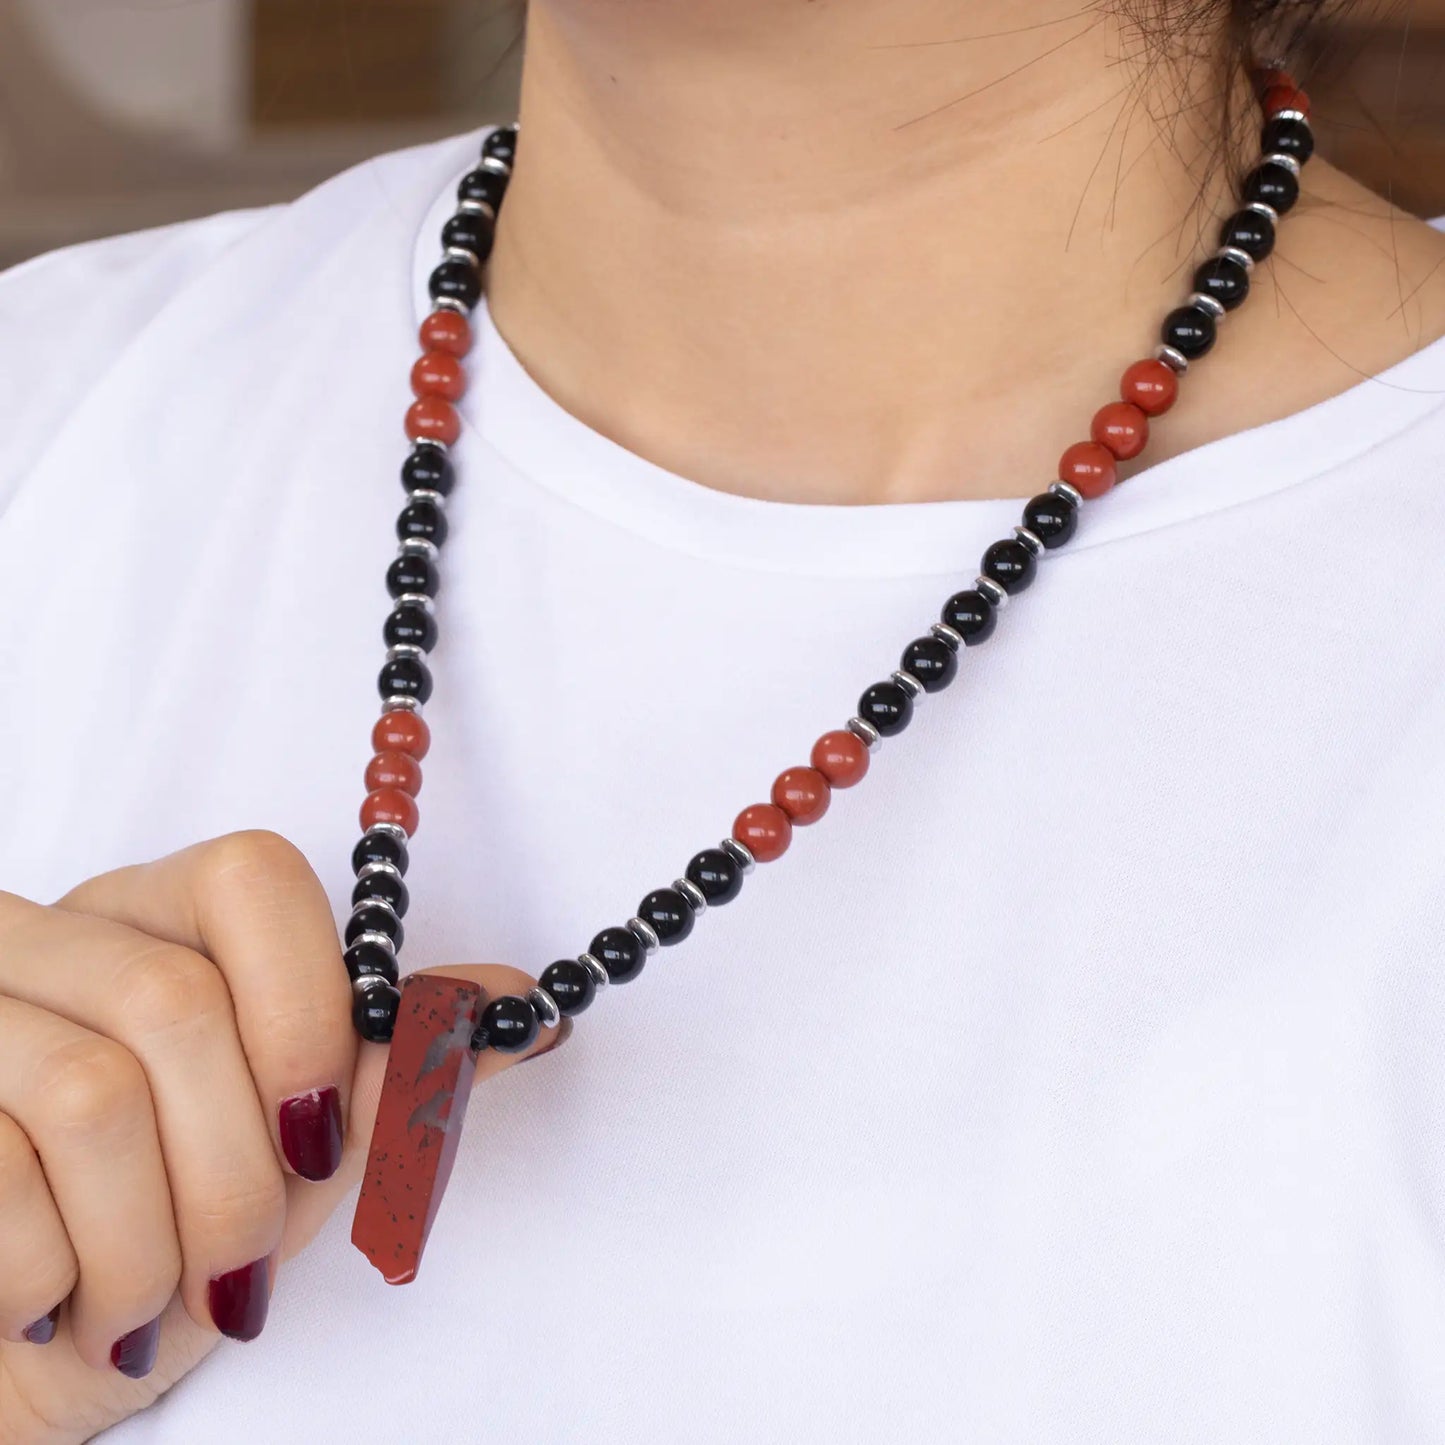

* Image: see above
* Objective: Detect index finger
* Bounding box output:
[56,829,356,1184]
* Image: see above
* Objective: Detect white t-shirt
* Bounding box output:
[2,127,1444,1445]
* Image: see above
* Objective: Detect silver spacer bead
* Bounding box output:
[352,973,394,1000]
[408,488,446,508]
[1013,525,1045,557]
[846,716,882,751]
[357,859,402,882]
[400,538,439,561]
[365,821,409,845]
[479,155,512,177]
[394,592,435,614]
[627,917,660,954]
[931,621,965,651]
[351,930,397,958]
[526,985,561,1029]
[578,952,609,989]
[1245,200,1279,226]
[892,668,924,699]
[385,643,425,663]
[1218,244,1255,273]
[1188,291,1226,320]
[1272,108,1309,126]
[444,245,484,269]
[721,837,756,873]
[1262,151,1301,178]
[1155,343,1189,375]
[433,296,470,316]
[381,694,421,714]
[975,575,1008,609]
[674,877,707,913]
[412,435,448,456]
[1049,479,1084,507]
[456,198,497,221]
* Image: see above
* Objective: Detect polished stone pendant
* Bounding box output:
[352,972,486,1284]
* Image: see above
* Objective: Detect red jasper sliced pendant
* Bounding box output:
[352,973,487,1284]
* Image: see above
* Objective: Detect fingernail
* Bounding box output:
[518,1017,573,1066]
[208,1258,269,1342]
[278,1085,344,1181]
[111,1316,161,1378]
[22,1304,59,1345]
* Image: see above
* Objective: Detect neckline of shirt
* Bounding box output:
[411,128,1445,580]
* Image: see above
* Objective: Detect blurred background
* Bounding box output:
[2,0,1444,269]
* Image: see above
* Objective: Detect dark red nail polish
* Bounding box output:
[278,1085,343,1181]
[208,1258,269,1341]
[110,1316,161,1378]
[22,1304,59,1345]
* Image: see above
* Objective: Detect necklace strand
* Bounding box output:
[344,69,1314,1056]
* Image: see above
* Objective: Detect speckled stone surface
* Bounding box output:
[352,973,485,1285]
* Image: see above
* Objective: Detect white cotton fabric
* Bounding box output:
[1,128,1444,1444]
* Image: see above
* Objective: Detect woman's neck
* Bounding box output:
[488,0,1445,505]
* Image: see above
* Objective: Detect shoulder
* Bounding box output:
[0,128,484,511]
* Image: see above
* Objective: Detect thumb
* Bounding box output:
[280,964,569,1262]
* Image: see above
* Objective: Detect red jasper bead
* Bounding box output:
[1058,440,1117,500]
[419,309,472,358]
[733,803,793,863]
[373,710,431,760]
[811,730,870,789]
[1262,84,1309,118]
[1090,401,1149,461]
[1252,66,1293,93]
[362,788,419,837]
[411,352,465,403]
[366,750,422,797]
[1120,358,1179,417]
[771,767,831,826]
[405,396,460,447]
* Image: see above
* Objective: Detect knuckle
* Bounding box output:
[205,829,311,891]
[193,1168,286,1236]
[117,942,231,1039]
[27,1037,149,1138]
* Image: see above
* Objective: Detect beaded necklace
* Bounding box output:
[348,69,1315,1284]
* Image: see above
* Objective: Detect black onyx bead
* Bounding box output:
[352,829,408,876]
[981,538,1037,595]
[378,655,433,704]
[1242,160,1299,215]
[686,847,743,906]
[478,994,538,1053]
[353,980,401,1043]
[386,553,439,599]
[1023,491,1077,549]
[346,903,403,950]
[1192,254,1250,311]
[397,499,448,549]
[900,636,958,693]
[639,887,694,946]
[591,926,646,984]
[858,680,913,738]
[441,210,495,265]
[384,603,437,654]
[1262,115,1314,165]
[345,940,399,987]
[1219,206,1275,262]
[352,869,409,916]
[941,589,997,646]
[401,443,453,497]
[428,258,481,311]
[482,127,517,167]
[539,958,596,1017]
[1162,304,1216,360]
[457,167,508,211]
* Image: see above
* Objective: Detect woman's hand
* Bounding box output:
[0,830,561,1445]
